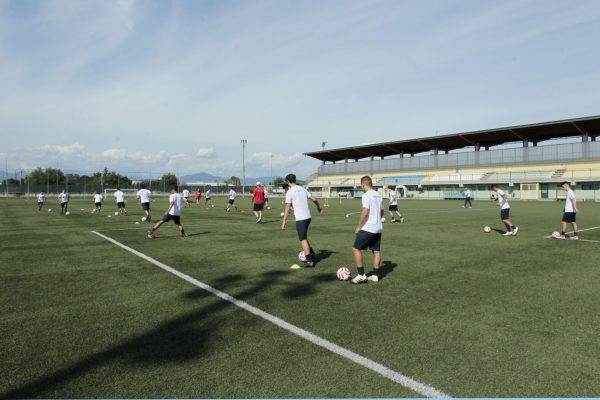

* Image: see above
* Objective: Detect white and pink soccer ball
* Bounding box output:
[298,251,306,262]
[551,231,561,239]
[483,226,491,233]
[337,267,351,281]
[146,230,156,239]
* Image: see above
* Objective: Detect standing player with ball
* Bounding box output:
[491,184,518,236]
[137,184,153,222]
[281,174,322,267]
[147,185,187,238]
[556,181,579,240]
[351,176,384,284]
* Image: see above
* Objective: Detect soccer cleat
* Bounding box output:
[368,275,379,283]
[503,231,513,236]
[391,218,396,223]
[181,233,188,238]
[351,274,368,284]
[256,217,262,223]
[556,235,566,240]
[400,217,404,223]
[512,227,519,236]
[301,260,315,268]
[146,216,151,222]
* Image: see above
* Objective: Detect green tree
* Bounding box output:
[28,168,65,184]
[161,173,178,186]
[273,176,285,186]
[229,176,241,185]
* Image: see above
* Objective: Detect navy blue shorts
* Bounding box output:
[95,202,101,207]
[500,208,510,220]
[61,202,68,208]
[142,202,150,211]
[562,212,576,223]
[161,214,181,224]
[228,199,235,205]
[117,202,126,208]
[388,205,398,211]
[296,218,311,241]
[353,230,382,251]
[253,203,264,212]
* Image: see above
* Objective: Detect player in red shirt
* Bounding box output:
[252,182,265,223]
[195,188,202,206]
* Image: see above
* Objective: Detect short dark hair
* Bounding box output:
[140,183,146,189]
[561,181,570,187]
[361,176,373,186]
[171,185,178,192]
[285,174,296,184]
[491,184,499,189]
[117,187,121,190]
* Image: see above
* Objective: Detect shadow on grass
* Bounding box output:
[1,267,329,398]
[378,260,398,281]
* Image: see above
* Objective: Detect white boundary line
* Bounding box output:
[543,225,600,239]
[90,230,449,398]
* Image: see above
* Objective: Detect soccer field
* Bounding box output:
[2,195,600,398]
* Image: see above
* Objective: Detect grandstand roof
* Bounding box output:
[305,115,600,163]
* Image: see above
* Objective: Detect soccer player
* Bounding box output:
[264,186,271,210]
[182,187,190,207]
[92,191,103,213]
[204,186,213,209]
[463,187,473,208]
[351,176,384,284]
[252,181,265,223]
[557,181,579,240]
[58,189,69,215]
[195,188,202,205]
[137,184,153,222]
[37,191,46,211]
[147,185,187,238]
[113,187,128,216]
[281,174,322,267]
[226,186,238,212]
[491,184,518,236]
[387,186,404,223]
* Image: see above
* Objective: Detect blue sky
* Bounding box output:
[1,0,599,179]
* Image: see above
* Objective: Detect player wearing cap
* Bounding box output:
[281,174,322,267]
[556,181,579,240]
[491,184,518,236]
[252,182,265,223]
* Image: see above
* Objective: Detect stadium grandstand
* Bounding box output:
[304,115,600,201]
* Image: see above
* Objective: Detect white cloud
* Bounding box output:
[196,147,216,158]
[41,143,85,155]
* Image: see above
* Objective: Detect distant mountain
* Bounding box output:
[180,172,280,185]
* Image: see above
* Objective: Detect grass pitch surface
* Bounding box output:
[2,195,600,398]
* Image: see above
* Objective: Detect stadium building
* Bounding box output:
[304,115,600,201]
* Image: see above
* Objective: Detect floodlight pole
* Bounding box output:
[241,139,247,196]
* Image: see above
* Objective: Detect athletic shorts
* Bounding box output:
[37,201,44,206]
[117,202,125,208]
[61,202,68,208]
[95,202,101,207]
[296,218,311,241]
[562,212,576,223]
[353,230,382,252]
[184,197,189,201]
[161,214,181,224]
[228,199,235,205]
[500,208,510,220]
[388,205,398,212]
[253,203,264,212]
[141,202,150,211]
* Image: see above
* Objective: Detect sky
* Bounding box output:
[1,0,599,180]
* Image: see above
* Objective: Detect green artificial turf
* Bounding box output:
[2,195,600,398]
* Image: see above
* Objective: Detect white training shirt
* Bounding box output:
[205,189,212,199]
[114,190,125,203]
[565,189,576,212]
[59,192,69,203]
[285,185,312,221]
[37,193,45,202]
[137,188,151,203]
[361,189,384,234]
[182,189,190,198]
[388,190,398,206]
[229,189,237,200]
[464,189,471,197]
[94,194,103,203]
[168,193,184,216]
[496,189,510,210]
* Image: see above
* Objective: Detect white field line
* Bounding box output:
[90,230,450,398]
[543,225,600,239]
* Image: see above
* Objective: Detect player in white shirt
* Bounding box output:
[387,186,404,223]
[463,187,473,208]
[37,192,46,211]
[137,184,153,221]
[281,174,322,267]
[204,186,213,209]
[113,188,128,216]
[351,176,384,284]
[557,181,579,240]
[263,187,271,210]
[226,186,238,212]
[147,185,187,238]
[182,188,190,208]
[491,184,518,236]
[58,189,69,215]
[92,192,103,213]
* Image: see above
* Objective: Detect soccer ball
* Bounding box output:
[280,212,285,217]
[147,230,156,239]
[141,217,147,222]
[91,209,96,213]
[267,206,271,210]
[298,251,306,262]
[47,208,52,212]
[551,231,561,238]
[65,211,70,216]
[337,267,351,281]
[381,217,386,223]
[211,204,215,208]
[483,226,491,233]
[114,211,119,216]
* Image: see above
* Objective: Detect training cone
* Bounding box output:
[291,264,301,269]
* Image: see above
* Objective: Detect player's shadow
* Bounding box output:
[314,249,336,263]
[186,231,211,237]
[377,260,398,281]
[491,228,506,234]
